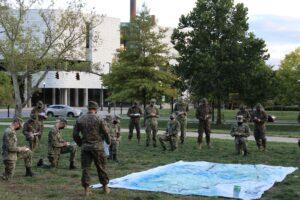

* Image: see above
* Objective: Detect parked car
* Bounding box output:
[46,105,82,118]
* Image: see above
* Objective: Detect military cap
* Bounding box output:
[88,101,99,109]
[58,117,68,124]
[201,98,208,104]
[169,114,175,119]
[239,104,246,110]
[13,117,23,126]
[150,98,156,103]
[37,101,44,108]
[236,115,244,122]
[256,103,264,110]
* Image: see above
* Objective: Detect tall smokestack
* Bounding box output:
[130,0,136,22]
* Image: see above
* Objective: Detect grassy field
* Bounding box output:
[0,126,299,200]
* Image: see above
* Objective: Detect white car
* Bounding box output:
[46,105,82,118]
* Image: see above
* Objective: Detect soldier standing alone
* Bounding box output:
[195,98,212,149]
[253,103,268,151]
[73,101,111,196]
[230,115,251,156]
[127,101,143,144]
[48,118,77,169]
[1,117,34,180]
[174,97,189,144]
[145,99,160,147]
[159,114,180,151]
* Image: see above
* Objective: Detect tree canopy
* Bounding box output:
[0,71,13,106]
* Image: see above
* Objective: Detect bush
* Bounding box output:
[265,106,300,111]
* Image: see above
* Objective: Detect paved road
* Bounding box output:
[0,122,298,143]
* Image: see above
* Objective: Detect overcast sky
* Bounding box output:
[82,0,300,67]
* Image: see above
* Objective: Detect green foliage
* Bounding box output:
[0,72,13,105]
[103,6,177,105]
[172,0,270,123]
[276,48,300,105]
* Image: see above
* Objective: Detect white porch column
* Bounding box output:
[75,89,79,107]
[67,89,71,106]
[63,89,68,105]
[84,89,89,106]
[52,89,56,105]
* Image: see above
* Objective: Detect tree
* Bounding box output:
[172,0,269,124]
[0,71,13,106]
[0,0,100,116]
[276,48,300,106]
[103,6,177,107]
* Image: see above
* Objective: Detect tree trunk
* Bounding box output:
[212,100,215,123]
[171,97,174,113]
[216,98,222,125]
[11,73,23,117]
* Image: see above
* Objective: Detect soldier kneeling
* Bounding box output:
[230,115,251,156]
[48,118,77,169]
[1,117,34,180]
[159,114,180,151]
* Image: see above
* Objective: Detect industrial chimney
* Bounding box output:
[130,0,136,22]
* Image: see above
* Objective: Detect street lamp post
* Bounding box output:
[43,82,46,104]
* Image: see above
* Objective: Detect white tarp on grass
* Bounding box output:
[91,161,297,200]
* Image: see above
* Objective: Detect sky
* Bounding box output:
[81,0,300,67]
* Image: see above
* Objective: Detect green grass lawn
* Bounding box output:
[0,126,299,200]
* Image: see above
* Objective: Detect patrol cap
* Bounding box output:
[201,98,208,104]
[105,114,112,120]
[150,98,156,103]
[58,117,68,124]
[133,100,139,105]
[237,115,244,122]
[256,103,264,110]
[37,101,44,108]
[88,101,99,110]
[13,117,23,127]
[239,104,246,110]
[169,114,175,119]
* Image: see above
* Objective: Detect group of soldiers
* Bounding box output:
[0,97,273,196]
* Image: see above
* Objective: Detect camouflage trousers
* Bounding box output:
[197,120,211,145]
[28,136,39,151]
[2,150,32,180]
[48,145,77,167]
[145,119,158,147]
[128,119,141,140]
[81,149,109,188]
[234,137,248,154]
[254,128,267,149]
[109,139,120,157]
[159,135,178,151]
[177,117,187,143]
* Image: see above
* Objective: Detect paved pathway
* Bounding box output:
[0,122,298,144]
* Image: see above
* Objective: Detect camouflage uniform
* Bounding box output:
[253,104,268,150]
[159,115,180,151]
[48,127,77,168]
[195,98,212,148]
[30,101,46,140]
[174,98,189,144]
[2,126,33,180]
[230,116,251,156]
[107,117,121,161]
[145,99,159,147]
[23,118,40,151]
[127,103,143,142]
[236,105,251,123]
[73,101,110,189]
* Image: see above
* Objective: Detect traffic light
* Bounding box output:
[76,73,80,80]
[55,72,59,79]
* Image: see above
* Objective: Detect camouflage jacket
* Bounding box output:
[127,106,143,119]
[107,122,121,141]
[165,120,180,137]
[196,104,211,121]
[230,123,251,137]
[174,102,189,119]
[253,110,268,130]
[2,127,21,161]
[30,107,45,119]
[145,105,159,121]
[48,127,65,155]
[73,112,110,150]
[236,110,251,123]
[23,119,39,141]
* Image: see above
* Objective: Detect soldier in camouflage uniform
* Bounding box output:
[196,98,212,149]
[145,99,160,147]
[23,115,41,151]
[30,101,47,140]
[174,97,189,144]
[159,114,180,151]
[73,101,111,196]
[106,115,121,162]
[230,115,251,156]
[236,104,251,123]
[127,101,143,144]
[1,118,34,180]
[48,118,77,169]
[253,103,268,151]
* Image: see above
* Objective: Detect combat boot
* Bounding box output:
[113,154,119,163]
[69,161,77,170]
[25,167,35,177]
[198,143,203,150]
[103,185,111,194]
[137,139,141,145]
[84,187,92,196]
[37,159,44,167]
